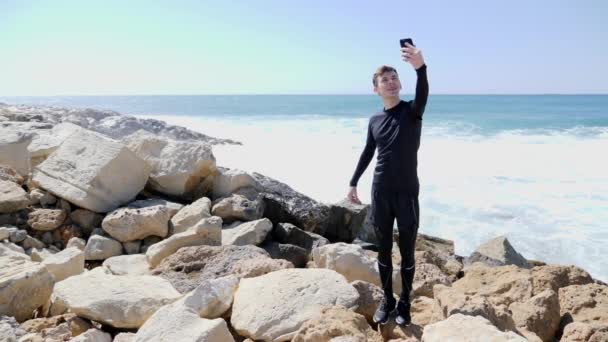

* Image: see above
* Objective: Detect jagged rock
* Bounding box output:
[152,245,293,294]
[0,129,33,176]
[103,254,150,276]
[27,209,66,231]
[560,322,608,342]
[124,130,217,198]
[146,216,222,267]
[32,129,151,213]
[251,171,331,235]
[221,218,273,246]
[292,306,383,342]
[84,235,123,260]
[312,242,379,285]
[212,168,261,199]
[467,236,530,269]
[170,197,212,234]
[559,283,608,326]
[509,289,560,342]
[70,328,112,342]
[0,315,26,341]
[422,314,527,341]
[41,247,85,282]
[101,205,171,242]
[324,198,372,243]
[530,264,594,294]
[260,241,309,268]
[0,180,30,214]
[351,280,386,324]
[0,255,55,321]
[231,268,359,341]
[47,271,181,328]
[273,222,329,251]
[211,193,264,224]
[128,198,184,217]
[66,237,86,251]
[0,165,24,185]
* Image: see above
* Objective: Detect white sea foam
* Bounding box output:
[136,114,608,282]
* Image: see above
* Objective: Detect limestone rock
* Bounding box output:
[231,268,360,341]
[152,245,293,294]
[0,255,55,321]
[0,180,30,214]
[509,289,560,342]
[468,236,531,269]
[146,216,222,267]
[48,271,181,328]
[66,237,86,251]
[103,254,150,276]
[0,165,24,185]
[212,168,260,199]
[292,306,382,342]
[222,218,273,246]
[312,242,378,286]
[170,197,212,234]
[27,209,66,231]
[559,283,608,326]
[84,235,123,260]
[102,205,171,242]
[211,193,264,223]
[32,129,151,213]
[0,129,33,176]
[41,247,84,282]
[422,313,527,341]
[124,130,217,198]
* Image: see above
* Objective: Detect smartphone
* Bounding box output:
[400,38,414,48]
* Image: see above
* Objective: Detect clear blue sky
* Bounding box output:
[1,0,606,95]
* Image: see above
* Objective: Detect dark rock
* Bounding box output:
[260,241,309,268]
[273,222,329,251]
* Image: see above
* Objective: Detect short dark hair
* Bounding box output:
[373,65,398,87]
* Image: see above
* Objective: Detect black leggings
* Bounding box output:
[370,186,420,304]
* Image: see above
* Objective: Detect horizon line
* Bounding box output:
[1,93,607,97]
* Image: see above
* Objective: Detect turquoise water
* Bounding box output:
[2,95,608,282]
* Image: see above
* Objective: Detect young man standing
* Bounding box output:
[347,42,428,326]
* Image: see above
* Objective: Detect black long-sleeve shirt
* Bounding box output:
[349,64,429,195]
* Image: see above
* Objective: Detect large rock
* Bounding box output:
[509,289,560,342]
[84,234,123,260]
[530,264,594,294]
[152,245,293,294]
[560,322,608,342]
[0,130,33,176]
[432,284,516,332]
[0,316,26,341]
[70,328,112,342]
[48,271,181,328]
[102,205,171,242]
[128,198,184,217]
[312,242,378,285]
[124,130,216,198]
[467,236,531,269]
[273,222,329,251]
[260,241,309,268]
[292,306,382,342]
[0,255,55,322]
[19,313,92,340]
[421,314,527,341]
[32,129,151,213]
[0,165,24,185]
[170,197,212,234]
[211,193,264,223]
[27,208,67,231]
[146,216,222,267]
[103,254,151,276]
[222,218,273,246]
[412,262,452,298]
[41,247,84,282]
[559,283,608,326]
[251,171,331,235]
[0,180,30,214]
[28,122,85,166]
[231,268,360,341]
[133,276,238,342]
[212,168,261,199]
[324,198,372,243]
[351,280,386,324]
[452,263,534,306]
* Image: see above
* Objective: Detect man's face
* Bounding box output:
[374,71,401,98]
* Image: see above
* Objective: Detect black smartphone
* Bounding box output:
[400,38,414,48]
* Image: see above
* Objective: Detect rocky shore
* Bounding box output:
[1,103,606,342]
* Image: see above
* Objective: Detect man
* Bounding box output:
[347,42,428,326]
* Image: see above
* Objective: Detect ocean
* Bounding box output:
[2,94,607,282]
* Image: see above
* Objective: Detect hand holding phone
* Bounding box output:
[400,38,414,48]
[400,38,424,69]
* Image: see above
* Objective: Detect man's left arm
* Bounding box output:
[401,43,429,120]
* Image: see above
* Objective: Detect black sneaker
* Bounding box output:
[373,297,395,325]
[394,300,411,326]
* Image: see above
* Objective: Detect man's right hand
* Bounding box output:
[347,186,362,204]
